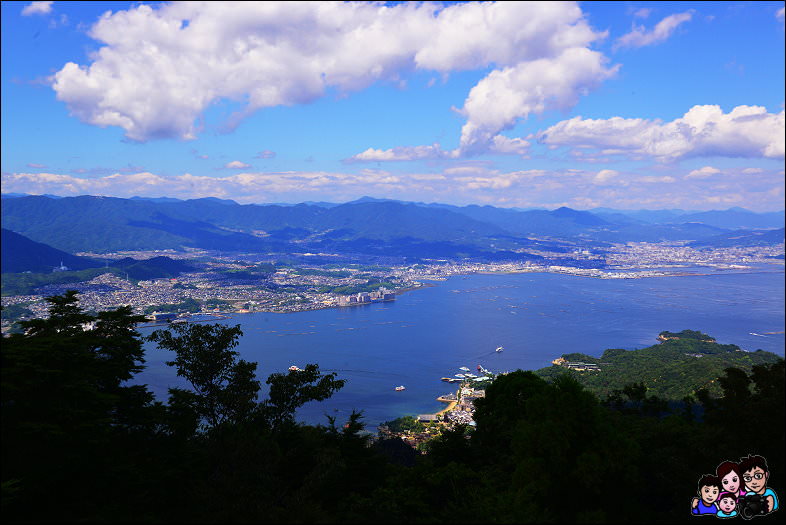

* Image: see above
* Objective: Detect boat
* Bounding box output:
[459,366,470,372]
[495,346,504,352]
[464,373,477,378]
[288,365,302,372]
[477,364,483,370]
[454,373,466,378]
[395,385,406,391]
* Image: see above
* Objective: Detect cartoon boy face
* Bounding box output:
[743,467,768,494]
[721,471,741,493]
[718,495,737,514]
[701,484,720,505]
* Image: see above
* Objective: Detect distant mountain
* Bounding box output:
[3,195,781,258]
[673,208,784,230]
[688,228,785,248]
[589,208,689,224]
[129,196,183,203]
[110,256,196,280]
[1,193,64,200]
[1,229,103,273]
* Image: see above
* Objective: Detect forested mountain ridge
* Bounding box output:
[536,332,782,399]
[3,194,783,255]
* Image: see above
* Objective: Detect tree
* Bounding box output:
[1,291,156,521]
[148,323,260,430]
[262,363,346,428]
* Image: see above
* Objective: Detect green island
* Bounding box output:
[2,292,784,523]
[536,332,780,399]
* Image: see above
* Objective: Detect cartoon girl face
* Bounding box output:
[718,495,736,514]
[721,471,740,493]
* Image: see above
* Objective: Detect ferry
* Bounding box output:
[495,346,504,352]
[394,385,406,391]
[288,365,302,372]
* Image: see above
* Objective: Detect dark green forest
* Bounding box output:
[2,292,784,523]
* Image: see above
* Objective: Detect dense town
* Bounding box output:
[1,241,783,334]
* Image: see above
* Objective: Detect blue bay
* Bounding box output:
[134,270,785,428]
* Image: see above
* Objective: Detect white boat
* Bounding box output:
[455,373,466,378]
[395,385,406,391]
[288,365,302,372]
[464,373,477,378]
[459,366,470,372]
[495,346,504,352]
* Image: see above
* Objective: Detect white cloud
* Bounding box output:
[51,1,613,146]
[255,150,276,159]
[457,47,617,154]
[26,162,47,169]
[592,169,619,185]
[614,11,693,50]
[22,1,52,16]
[348,143,459,162]
[225,160,251,169]
[742,167,763,174]
[777,7,785,22]
[3,165,783,211]
[633,8,652,19]
[538,105,786,161]
[686,166,721,179]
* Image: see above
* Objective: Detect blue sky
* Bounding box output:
[2,1,784,210]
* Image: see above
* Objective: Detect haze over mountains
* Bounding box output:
[1,194,783,268]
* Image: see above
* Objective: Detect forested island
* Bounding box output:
[2,292,783,523]
[539,331,780,399]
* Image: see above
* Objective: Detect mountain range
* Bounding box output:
[1,195,783,266]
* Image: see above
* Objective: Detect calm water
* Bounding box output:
[134,270,785,428]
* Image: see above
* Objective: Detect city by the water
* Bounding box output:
[133,269,785,429]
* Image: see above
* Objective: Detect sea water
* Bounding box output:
[134,270,785,428]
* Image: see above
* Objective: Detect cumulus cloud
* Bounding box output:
[225,160,251,169]
[51,1,614,148]
[458,47,617,154]
[592,169,619,185]
[21,1,52,16]
[3,165,783,211]
[614,11,693,50]
[537,105,786,161]
[348,144,459,162]
[686,166,721,179]
[633,8,652,19]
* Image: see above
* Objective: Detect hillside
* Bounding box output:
[3,195,784,257]
[1,229,103,273]
[535,332,783,399]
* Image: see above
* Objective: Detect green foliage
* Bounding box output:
[3,304,784,524]
[293,268,353,278]
[659,329,714,341]
[148,323,259,430]
[538,334,781,399]
[1,268,123,296]
[144,297,201,314]
[382,415,425,434]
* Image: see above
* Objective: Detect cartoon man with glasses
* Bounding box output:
[739,454,778,516]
